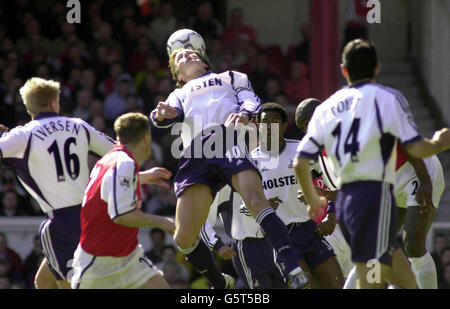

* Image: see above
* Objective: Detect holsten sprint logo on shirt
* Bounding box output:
[168,115,281,168]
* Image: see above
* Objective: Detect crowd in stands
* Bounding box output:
[0,0,447,289]
[0,0,312,220]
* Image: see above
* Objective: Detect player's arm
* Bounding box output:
[226,71,261,126]
[113,210,175,234]
[403,129,450,158]
[0,126,28,163]
[294,156,327,221]
[200,222,236,260]
[104,160,175,234]
[383,90,450,158]
[81,121,116,157]
[400,142,433,210]
[139,167,172,188]
[149,92,184,128]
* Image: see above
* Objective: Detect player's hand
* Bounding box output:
[307,196,327,221]
[416,178,434,214]
[217,245,237,260]
[0,124,9,133]
[161,217,176,235]
[224,113,250,128]
[432,128,450,151]
[316,213,337,237]
[139,167,172,188]
[268,197,283,210]
[297,190,306,203]
[154,101,178,122]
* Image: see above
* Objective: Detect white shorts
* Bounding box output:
[70,244,163,289]
[394,156,444,209]
[325,224,354,277]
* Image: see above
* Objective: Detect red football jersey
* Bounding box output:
[80,145,141,257]
[396,142,408,171]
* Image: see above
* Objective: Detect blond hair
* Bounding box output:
[168,49,212,88]
[114,112,150,146]
[19,77,60,116]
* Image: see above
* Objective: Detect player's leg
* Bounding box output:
[396,207,407,232]
[34,259,58,289]
[232,169,308,288]
[174,184,230,288]
[139,274,171,289]
[386,248,417,288]
[355,262,390,289]
[310,256,344,288]
[403,206,437,288]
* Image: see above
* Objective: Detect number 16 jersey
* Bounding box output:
[296,82,421,187]
[0,112,115,213]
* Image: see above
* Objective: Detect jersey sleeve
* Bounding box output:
[0,127,28,159]
[229,71,261,117]
[80,121,115,157]
[103,159,139,219]
[149,91,184,128]
[296,110,325,161]
[380,90,421,146]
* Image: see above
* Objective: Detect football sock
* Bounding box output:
[256,207,300,277]
[179,238,226,289]
[409,252,438,289]
[343,266,357,289]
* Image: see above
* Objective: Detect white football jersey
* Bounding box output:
[236,139,310,240]
[150,70,261,150]
[297,82,420,187]
[0,112,114,213]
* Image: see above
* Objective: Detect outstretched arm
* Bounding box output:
[294,156,327,221]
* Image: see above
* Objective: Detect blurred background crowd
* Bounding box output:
[0,0,448,289]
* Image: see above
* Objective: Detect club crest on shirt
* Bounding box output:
[288,159,293,168]
[119,176,132,189]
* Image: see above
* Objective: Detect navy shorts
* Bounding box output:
[174,126,259,198]
[39,205,81,280]
[232,238,287,289]
[336,181,397,266]
[285,220,336,270]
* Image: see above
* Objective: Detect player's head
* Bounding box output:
[341,39,379,84]
[114,112,151,162]
[295,98,321,133]
[169,48,211,87]
[19,77,61,118]
[257,102,288,147]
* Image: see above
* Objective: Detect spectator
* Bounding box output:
[433,234,449,285]
[288,24,310,66]
[98,61,123,97]
[134,52,167,94]
[248,51,279,99]
[145,228,166,264]
[188,1,223,41]
[438,247,450,288]
[441,263,450,289]
[23,235,44,289]
[148,2,178,56]
[128,36,155,75]
[283,61,311,105]
[156,245,190,285]
[125,94,145,114]
[144,185,176,216]
[0,232,24,286]
[263,77,283,103]
[0,190,31,217]
[208,36,229,72]
[343,0,371,48]
[222,7,257,47]
[140,73,160,111]
[0,275,11,289]
[72,90,93,121]
[103,73,133,123]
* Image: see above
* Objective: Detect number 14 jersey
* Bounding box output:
[296,82,421,187]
